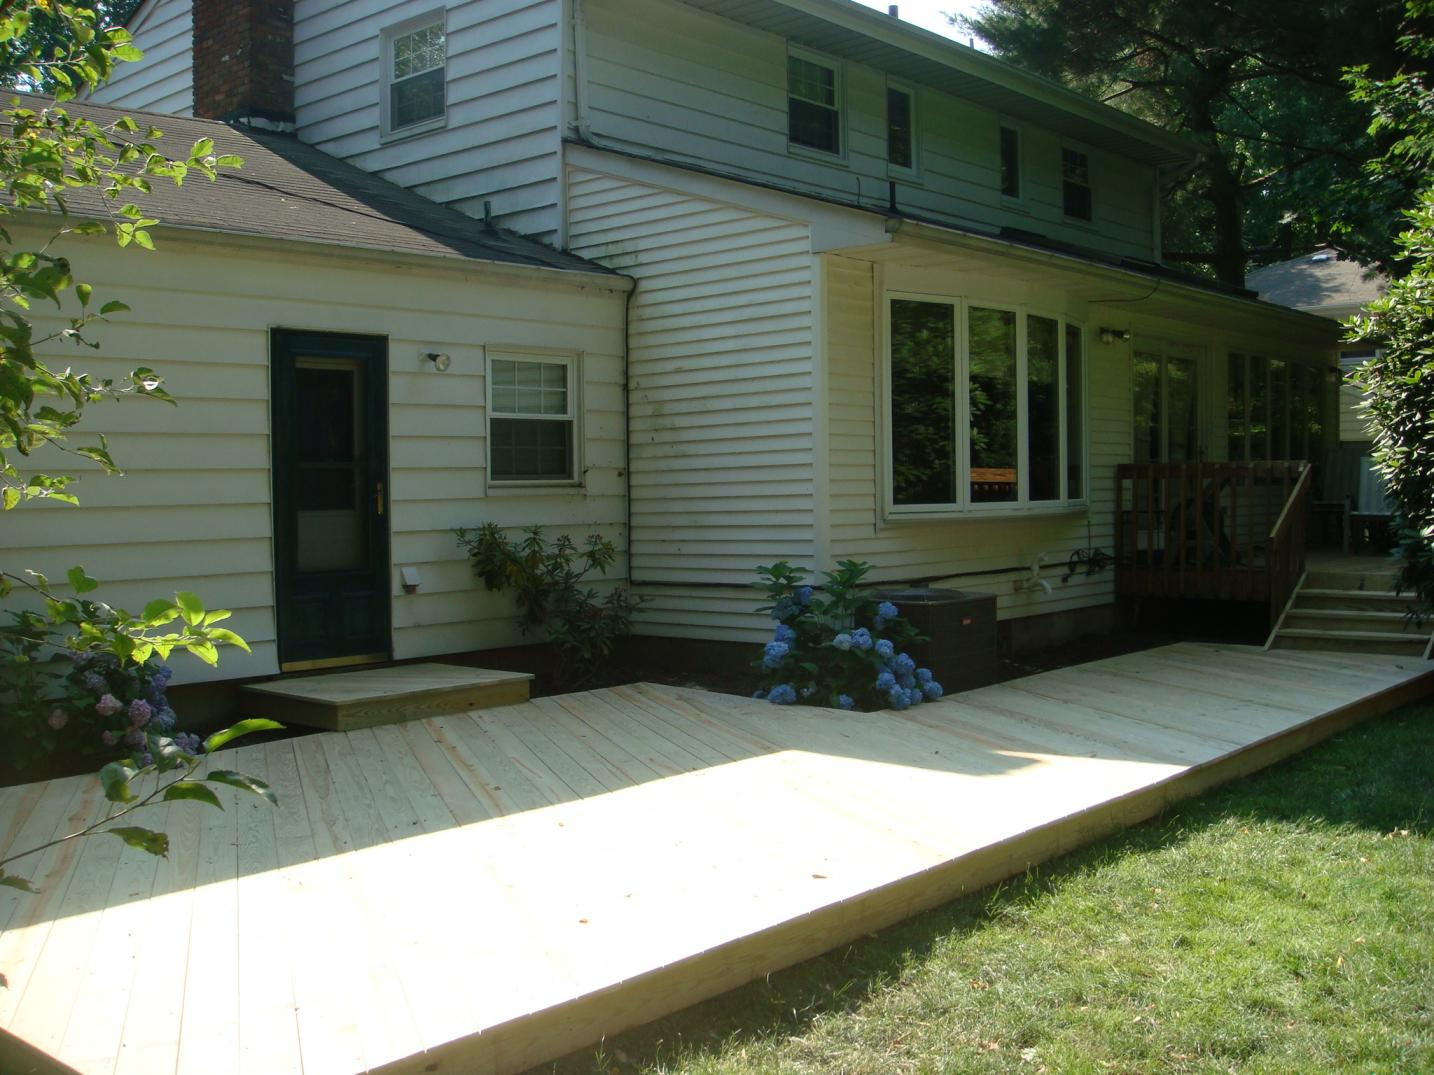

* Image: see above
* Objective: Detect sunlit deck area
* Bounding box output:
[2,643,1430,1075]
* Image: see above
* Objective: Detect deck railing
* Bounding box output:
[1114,460,1311,615]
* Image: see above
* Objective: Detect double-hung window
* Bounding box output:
[1061,146,1092,221]
[487,352,578,484]
[887,295,1085,514]
[383,14,446,136]
[886,81,916,173]
[787,48,841,156]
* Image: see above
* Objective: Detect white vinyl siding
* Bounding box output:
[87,0,194,115]
[9,223,627,684]
[567,166,817,641]
[579,0,1157,261]
[294,0,564,242]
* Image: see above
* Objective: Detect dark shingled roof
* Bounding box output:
[1247,248,1385,314]
[19,95,618,278]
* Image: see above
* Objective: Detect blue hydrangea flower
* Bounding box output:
[916,667,934,685]
[904,686,923,707]
[774,623,796,644]
[796,585,814,606]
[831,632,853,651]
[851,627,873,651]
[923,681,944,700]
[875,670,897,692]
[875,638,895,659]
[761,640,790,670]
[752,689,767,700]
[837,694,855,711]
[893,652,917,675]
[887,686,910,710]
[83,671,107,693]
[771,596,799,621]
[127,698,153,727]
[897,670,915,690]
[175,732,203,754]
[768,683,797,705]
[151,707,177,732]
[877,601,899,621]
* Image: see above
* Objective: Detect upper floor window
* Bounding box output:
[787,49,841,156]
[886,295,1086,514]
[383,15,446,136]
[886,83,915,172]
[488,352,579,483]
[1062,146,1092,221]
[999,125,1021,198]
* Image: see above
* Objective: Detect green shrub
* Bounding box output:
[753,560,943,711]
[456,523,641,690]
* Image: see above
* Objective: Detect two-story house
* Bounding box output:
[69,0,1341,684]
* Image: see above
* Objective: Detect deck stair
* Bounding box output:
[241,661,532,731]
[1268,565,1432,657]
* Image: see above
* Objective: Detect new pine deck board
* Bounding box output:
[3,644,1431,1075]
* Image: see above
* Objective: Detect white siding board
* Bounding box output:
[294,0,564,241]
[567,166,815,636]
[88,0,193,115]
[9,225,627,683]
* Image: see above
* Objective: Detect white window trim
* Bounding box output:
[786,44,846,163]
[484,347,583,490]
[885,78,919,180]
[1060,140,1095,225]
[380,10,448,141]
[998,119,1024,204]
[880,291,1088,520]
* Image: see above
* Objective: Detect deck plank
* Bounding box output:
[3,644,1430,1075]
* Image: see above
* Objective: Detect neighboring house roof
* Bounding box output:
[1247,248,1385,319]
[17,96,619,278]
[677,0,1198,168]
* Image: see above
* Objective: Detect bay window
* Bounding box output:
[887,295,1086,514]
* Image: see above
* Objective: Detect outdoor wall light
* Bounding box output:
[1098,327,1131,345]
[423,351,452,372]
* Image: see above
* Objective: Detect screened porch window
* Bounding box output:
[488,354,577,483]
[1226,352,1324,462]
[888,296,1085,513]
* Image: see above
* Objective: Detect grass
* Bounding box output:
[529,703,1434,1075]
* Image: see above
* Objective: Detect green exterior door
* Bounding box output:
[271,330,391,669]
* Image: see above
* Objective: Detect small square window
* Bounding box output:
[488,355,577,483]
[999,125,1020,198]
[886,85,914,171]
[788,50,841,155]
[1062,147,1092,221]
[384,17,446,135]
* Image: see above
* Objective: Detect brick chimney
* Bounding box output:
[192,0,295,130]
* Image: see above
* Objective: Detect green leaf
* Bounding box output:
[111,44,143,62]
[99,300,130,315]
[175,591,205,625]
[66,565,100,594]
[206,770,277,805]
[107,827,170,856]
[206,627,251,652]
[161,781,223,809]
[99,760,139,804]
[203,718,283,754]
[0,872,37,893]
[142,598,178,623]
[185,639,219,666]
[132,230,155,251]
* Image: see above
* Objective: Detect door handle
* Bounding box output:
[375,480,385,516]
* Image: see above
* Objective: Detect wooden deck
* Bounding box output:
[2,643,1430,1075]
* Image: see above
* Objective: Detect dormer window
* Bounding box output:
[383,14,446,136]
[787,48,841,156]
[1062,146,1092,221]
[886,82,916,173]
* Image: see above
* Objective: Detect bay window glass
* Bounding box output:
[887,296,1085,512]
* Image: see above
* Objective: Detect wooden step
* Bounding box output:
[1304,568,1401,592]
[241,662,533,731]
[1282,608,1424,634]
[1271,628,1429,657]
[1295,588,1413,612]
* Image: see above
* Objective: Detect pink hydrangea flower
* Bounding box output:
[101,730,119,746]
[47,708,69,731]
[127,698,152,727]
[95,693,122,717]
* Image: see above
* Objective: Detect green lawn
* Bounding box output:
[532,703,1434,1075]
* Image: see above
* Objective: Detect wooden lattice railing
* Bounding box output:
[1114,460,1311,617]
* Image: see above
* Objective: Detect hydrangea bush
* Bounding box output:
[752,559,944,711]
